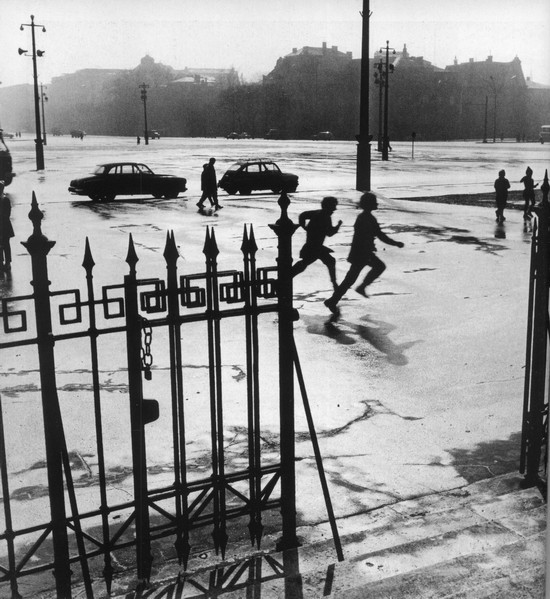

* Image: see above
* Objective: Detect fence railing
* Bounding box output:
[521,169,550,492]
[0,191,304,598]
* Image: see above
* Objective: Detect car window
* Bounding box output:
[136,164,154,175]
[227,163,242,172]
[246,164,261,173]
[93,165,107,175]
[263,163,280,172]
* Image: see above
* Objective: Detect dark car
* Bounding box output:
[147,130,160,139]
[312,131,334,141]
[68,162,187,201]
[218,159,298,195]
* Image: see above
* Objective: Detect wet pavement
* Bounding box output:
[0,137,549,596]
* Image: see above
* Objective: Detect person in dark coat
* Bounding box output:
[494,169,510,223]
[197,157,221,210]
[0,181,14,271]
[292,196,342,290]
[324,192,404,316]
[520,166,538,219]
[197,163,213,209]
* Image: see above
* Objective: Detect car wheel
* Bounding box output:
[240,188,252,196]
[89,194,100,201]
[225,186,237,195]
[103,193,115,201]
[271,187,282,194]
[284,185,298,193]
[153,192,163,199]
[164,188,179,199]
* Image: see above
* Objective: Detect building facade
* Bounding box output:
[0,46,548,141]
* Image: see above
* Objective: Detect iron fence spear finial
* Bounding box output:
[163,230,179,265]
[125,233,139,274]
[82,237,95,272]
[22,192,55,255]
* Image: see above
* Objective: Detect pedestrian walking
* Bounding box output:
[0,181,14,272]
[197,157,222,211]
[137,136,141,145]
[292,196,342,290]
[520,166,538,219]
[324,192,404,316]
[494,169,510,223]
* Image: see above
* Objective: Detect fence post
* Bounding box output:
[524,170,550,484]
[21,193,72,598]
[123,234,152,584]
[269,192,299,550]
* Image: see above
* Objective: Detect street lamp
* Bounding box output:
[489,76,497,143]
[40,83,48,146]
[373,58,393,152]
[19,15,46,170]
[355,0,372,192]
[139,82,150,145]
[380,41,395,161]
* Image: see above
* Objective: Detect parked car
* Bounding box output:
[227,131,252,140]
[147,130,160,139]
[68,162,187,201]
[218,159,298,195]
[312,131,334,141]
[264,128,282,140]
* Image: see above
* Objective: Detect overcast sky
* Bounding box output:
[2,0,549,87]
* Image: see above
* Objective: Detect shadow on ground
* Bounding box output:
[448,431,522,484]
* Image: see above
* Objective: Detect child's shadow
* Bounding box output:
[304,313,420,365]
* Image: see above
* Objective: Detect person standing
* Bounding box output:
[0,181,14,271]
[494,169,510,223]
[324,192,404,316]
[520,166,538,219]
[292,197,342,290]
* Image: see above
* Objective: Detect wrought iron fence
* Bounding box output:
[0,192,305,598]
[521,169,550,493]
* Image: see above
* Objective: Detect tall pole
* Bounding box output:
[40,84,47,146]
[139,83,149,145]
[355,0,371,191]
[490,76,497,143]
[382,41,390,161]
[483,95,488,143]
[374,60,384,152]
[20,15,45,170]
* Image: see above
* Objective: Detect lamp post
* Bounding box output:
[380,41,395,161]
[40,84,48,146]
[355,0,371,192]
[487,76,499,143]
[19,15,46,170]
[373,59,386,152]
[139,83,150,145]
[482,95,488,143]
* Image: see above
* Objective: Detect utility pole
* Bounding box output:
[40,84,48,145]
[19,15,46,170]
[483,95,488,143]
[355,0,371,191]
[139,83,150,145]
[373,59,384,152]
[381,41,395,161]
